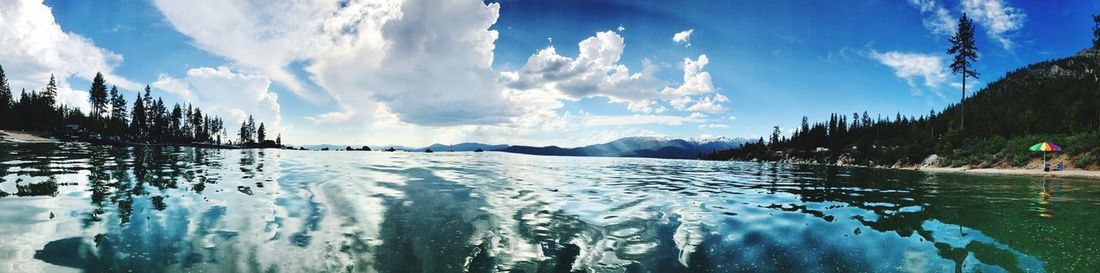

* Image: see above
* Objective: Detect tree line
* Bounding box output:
[708,14,1100,168]
[0,65,277,146]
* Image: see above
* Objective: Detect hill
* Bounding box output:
[708,48,1100,169]
[500,136,750,159]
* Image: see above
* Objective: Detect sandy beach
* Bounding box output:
[918,166,1100,181]
[0,130,59,144]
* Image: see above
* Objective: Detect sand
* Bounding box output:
[918,166,1100,181]
[0,130,59,144]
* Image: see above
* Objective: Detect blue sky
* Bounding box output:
[2,0,1097,146]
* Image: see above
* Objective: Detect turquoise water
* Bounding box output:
[1,144,1098,272]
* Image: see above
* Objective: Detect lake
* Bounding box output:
[0,144,1097,272]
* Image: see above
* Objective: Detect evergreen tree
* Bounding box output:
[276,134,282,146]
[1093,14,1100,49]
[89,72,109,121]
[948,13,979,131]
[131,94,145,139]
[257,123,266,143]
[191,108,204,141]
[0,65,12,129]
[109,86,128,135]
[170,104,183,141]
[142,86,153,135]
[239,120,250,144]
[43,74,57,107]
[246,115,256,143]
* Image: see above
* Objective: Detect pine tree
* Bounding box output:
[257,123,266,143]
[0,65,12,129]
[109,85,128,135]
[1093,14,1100,49]
[192,108,204,141]
[131,94,145,139]
[43,74,57,107]
[89,72,109,121]
[276,134,282,146]
[239,120,250,144]
[142,86,153,135]
[948,13,979,132]
[246,115,256,143]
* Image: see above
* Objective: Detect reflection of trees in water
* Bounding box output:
[0,144,248,272]
[749,164,1049,272]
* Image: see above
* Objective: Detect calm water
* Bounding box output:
[1,144,1098,273]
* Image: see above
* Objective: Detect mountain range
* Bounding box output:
[300,136,751,159]
[499,136,751,159]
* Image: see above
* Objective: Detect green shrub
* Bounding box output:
[1074,153,1095,169]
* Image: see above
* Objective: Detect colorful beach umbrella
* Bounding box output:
[1029,142,1062,152]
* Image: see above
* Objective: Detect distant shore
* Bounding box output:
[0,130,254,149]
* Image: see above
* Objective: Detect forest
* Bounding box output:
[706,15,1100,169]
[0,66,279,148]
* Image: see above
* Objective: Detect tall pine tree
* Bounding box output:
[131,93,145,138]
[89,72,109,121]
[257,123,266,143]
[1093,14,1100,49]
[43,74,57,107]
[109,85,127,135]
[0,65,12,129]
[948,13,979,132]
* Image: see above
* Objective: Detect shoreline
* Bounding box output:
[742,158,1100,181]
[0,130,60,144]
[0,130,246,149]
[913,166,1100,181]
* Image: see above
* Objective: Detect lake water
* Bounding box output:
[0,144,1098,273]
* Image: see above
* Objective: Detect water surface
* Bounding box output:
[1,144,1097,272]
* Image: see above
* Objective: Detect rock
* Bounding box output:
[921,154,940,167]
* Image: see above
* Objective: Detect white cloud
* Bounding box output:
[699,124,729,129]
[504,31,662,102]
[0,0,140,112]
[584,114,705,127]
[906,0,956,36]
[661,55,720,111]
[152,67,283,138]
[151,73,195,101]
[154,0,729,144]
[673,29,694,47]
[869,51,948,97]
[962,0,1026,50]
[906,0,1025,50]
[684,93,728,113]
[156,0,520,127]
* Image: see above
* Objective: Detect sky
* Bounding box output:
[1,0,1096,146]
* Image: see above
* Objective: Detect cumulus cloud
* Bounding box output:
[156,0,520,127]
[673,29,694,47]
[661,55,720,111]
[154,0,729,144]
[502,31,726,116]
[869,51,949,98]
[503,31,663,102]
[0,0,140,112]
[152,67,283,137]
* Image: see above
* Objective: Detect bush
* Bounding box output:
[1074,153,1095,169]
[1011,153,1030,167]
